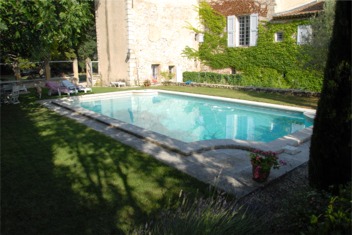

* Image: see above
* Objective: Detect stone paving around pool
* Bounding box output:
[41,100,311,199]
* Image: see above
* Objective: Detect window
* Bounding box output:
[227,14,258,47]
[168,66,175,79]
[151,64,159,79]
[239,16,250,46]
[297,25,312,45]
[275,32,284,42]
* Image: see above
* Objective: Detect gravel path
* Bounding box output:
[237,163,310,232]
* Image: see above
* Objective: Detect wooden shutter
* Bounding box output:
[227,15,236,47]
[249,13,258,46]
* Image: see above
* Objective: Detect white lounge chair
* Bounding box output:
[62,80,92,93]
[111,81,126,87]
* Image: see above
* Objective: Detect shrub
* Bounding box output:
[136,190,266,235]
[183,68,322,92]
[275,183,352,234]
[183,72,239,85]
[307,183,352,235]
[143,79,151,87]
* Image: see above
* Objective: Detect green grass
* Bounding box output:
[146,86,318,109]
[1,91,210,234]
[1,86,319,234]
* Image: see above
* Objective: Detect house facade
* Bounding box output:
[95,0,201,86]
[95,0,322,86]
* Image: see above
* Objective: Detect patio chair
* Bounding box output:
[45,81,74,96]
[2,85,20,104]
[62,80,92,93]
[111,81,126,87]
[10,85,20,104]
[61,80,78,94]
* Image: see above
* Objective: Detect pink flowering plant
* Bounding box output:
[250,149,287,181]
[250,149,286,170]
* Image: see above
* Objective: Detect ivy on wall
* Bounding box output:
[183,2,323,92]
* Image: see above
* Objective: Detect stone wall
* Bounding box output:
[274,0,315,14]
[95,0,201,86]
[95,0,129,86]
[130,0,201,85]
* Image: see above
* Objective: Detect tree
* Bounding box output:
[300,0,336,72]
[0,0,94,79]
[77,25,97,72]
[309,1,351,192]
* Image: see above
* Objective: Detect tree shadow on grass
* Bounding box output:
[1,92,209,234]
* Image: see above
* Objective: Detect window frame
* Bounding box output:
[275,31,284,42]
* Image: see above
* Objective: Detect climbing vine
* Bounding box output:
[183,2,323,92]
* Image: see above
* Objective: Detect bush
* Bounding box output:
[307,183,352,235]
[275,183,351,234]
[183,68,322,92]
[183,72,240,85]
[143,79,151,87]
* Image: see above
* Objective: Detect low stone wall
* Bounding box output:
[162,81,320,97]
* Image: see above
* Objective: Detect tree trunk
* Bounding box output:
[12,61,21,80]
[309,1,351,192]
[44,58,51,80]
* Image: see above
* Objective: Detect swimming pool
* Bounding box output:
[58,90,313,144]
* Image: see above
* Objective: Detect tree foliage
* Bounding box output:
[299,0,336,71]
[0,0,94,77]
[309,1,351,192]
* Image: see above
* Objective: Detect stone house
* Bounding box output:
[95,0,324,86]
[95,0,201,86]
[209,0,324,48]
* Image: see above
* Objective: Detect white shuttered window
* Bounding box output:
[227,13,258,47]
[297,25,312,45]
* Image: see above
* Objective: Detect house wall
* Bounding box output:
[130,0,200,85]
[95,0,129,86]
[95,0,201,86]
[274,0,315,14]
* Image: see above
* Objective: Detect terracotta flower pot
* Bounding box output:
[252,164,271,182]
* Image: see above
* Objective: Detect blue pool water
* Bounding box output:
[79,93,313,143]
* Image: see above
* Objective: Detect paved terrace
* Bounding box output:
[40,95,313,199]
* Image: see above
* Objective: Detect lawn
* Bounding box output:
[1,86,319,234]
[1,91,210,234]
[147,85,319,109]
